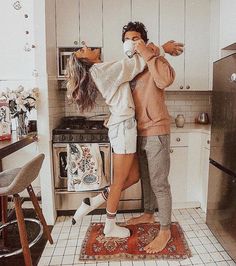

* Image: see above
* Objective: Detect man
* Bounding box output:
[122,21,183,253]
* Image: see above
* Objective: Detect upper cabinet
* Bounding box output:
[219,0,236,49]
[55,0,213,91]
[79,0,103,47]
[131,0,159,44]
[160,0,210,91]
[56,0,80,47]
[56,0,102,47]
[103,0,131,61]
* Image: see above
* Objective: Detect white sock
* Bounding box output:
[103,210,130,238]
[72,187,109,224]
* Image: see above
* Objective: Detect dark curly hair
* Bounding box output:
[122,21,149,43]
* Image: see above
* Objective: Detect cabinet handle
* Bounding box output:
[176,137,181,142]
[74,41,78,45]
[170,149,174,153]
[186,85,190,90]
[179,86,184,90]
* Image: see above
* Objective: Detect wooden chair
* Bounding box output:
[0,154,53,266]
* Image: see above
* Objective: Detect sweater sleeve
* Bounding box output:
[90,55,146,98]
[138,43,175,89]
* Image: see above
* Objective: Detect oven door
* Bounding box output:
[53,143,111,190]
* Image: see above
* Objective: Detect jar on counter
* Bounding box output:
[175,114,185,128]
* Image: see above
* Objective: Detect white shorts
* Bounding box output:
[108,117,137,154]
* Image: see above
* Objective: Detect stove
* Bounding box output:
[52,117,109,143]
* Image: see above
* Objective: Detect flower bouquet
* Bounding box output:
[0,86,39,136]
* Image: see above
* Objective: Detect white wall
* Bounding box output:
[0,0,58,224]
[0,0,40,196]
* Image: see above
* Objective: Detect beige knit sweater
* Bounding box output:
[90,54,146,127]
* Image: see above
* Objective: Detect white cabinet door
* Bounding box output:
[160,0,185,91]
[220,0,236,49]
[185,0,210,91]
[169,146,188,204]
[132,0,159,44]
[80,0,103,47]
[200,134,210,212]
[160,0,210,91]
[56,0,79,47]
[103,0,131,61]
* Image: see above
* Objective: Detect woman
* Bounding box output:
[66,41,146,238]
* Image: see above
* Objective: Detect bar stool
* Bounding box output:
[0,154,53,266]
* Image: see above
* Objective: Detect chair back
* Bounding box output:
[6,154,45,195]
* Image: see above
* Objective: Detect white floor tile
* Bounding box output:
[167,261,180,266]
[190,254,203,264]
[61,255,75,265]
[120,261,133,266]
[37,256,51,266]
[53,246,65,256]
[199,253,214,263]
[37,208,235,266]
[50,255,63,265]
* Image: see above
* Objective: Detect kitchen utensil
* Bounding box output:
[196,112,209,124]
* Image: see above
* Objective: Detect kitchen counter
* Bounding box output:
[171,123,211,134]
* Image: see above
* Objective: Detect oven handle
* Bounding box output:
[53,143,110,147]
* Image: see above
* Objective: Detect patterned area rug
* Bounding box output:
[79,222,191,261]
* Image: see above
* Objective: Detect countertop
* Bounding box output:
[170,123,211,134]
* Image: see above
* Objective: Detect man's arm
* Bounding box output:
[135,41,175,89]
[162,40,184,56]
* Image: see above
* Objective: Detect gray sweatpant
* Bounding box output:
[137,135,172,229]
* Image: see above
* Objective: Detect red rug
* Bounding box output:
[79,222,191,261]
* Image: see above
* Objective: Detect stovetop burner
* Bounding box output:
[52,117,109,143]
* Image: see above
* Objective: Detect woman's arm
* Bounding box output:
[90,55,146,97]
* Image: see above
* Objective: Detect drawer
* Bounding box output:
[170,133,188,147]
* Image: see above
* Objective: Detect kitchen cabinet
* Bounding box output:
[169,133,188,207]
[160,0,210,91]
[131,0,159,45]
[219,0,236,50]
[56,0,103,47]
[79,0,103,47]
[200,133,210,212]
[56,0,80,47]
[103,0,131,61]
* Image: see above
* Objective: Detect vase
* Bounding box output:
[17,112,28,137]
[175,114,185,128]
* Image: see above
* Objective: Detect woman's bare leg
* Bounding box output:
[106,153,135,213]
[72,154,140,226]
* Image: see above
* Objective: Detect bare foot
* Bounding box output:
[126,213,155,225]
[144,228,171,253]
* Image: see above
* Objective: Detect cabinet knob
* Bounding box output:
[186,85,190,90]
[74,41,78,45]
[176,137,181,142]
[179,86,184,90]
[170,149,174,153]
[207,140,210,144]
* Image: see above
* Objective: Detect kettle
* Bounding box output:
[196,112,209,124]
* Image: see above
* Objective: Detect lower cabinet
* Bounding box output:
[168,131,210,210]
[200,133,210,212]
[169,146,188,206]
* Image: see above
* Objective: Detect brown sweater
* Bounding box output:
[131,43,175,136]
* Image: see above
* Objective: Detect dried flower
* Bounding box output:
[0,86,39,118]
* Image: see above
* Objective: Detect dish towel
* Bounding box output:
[67,143,109,191]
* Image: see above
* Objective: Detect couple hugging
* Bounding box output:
[66,21,183,253]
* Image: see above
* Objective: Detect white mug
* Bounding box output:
[123,40,135,58]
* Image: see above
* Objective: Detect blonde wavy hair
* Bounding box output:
[66,53,98,112]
